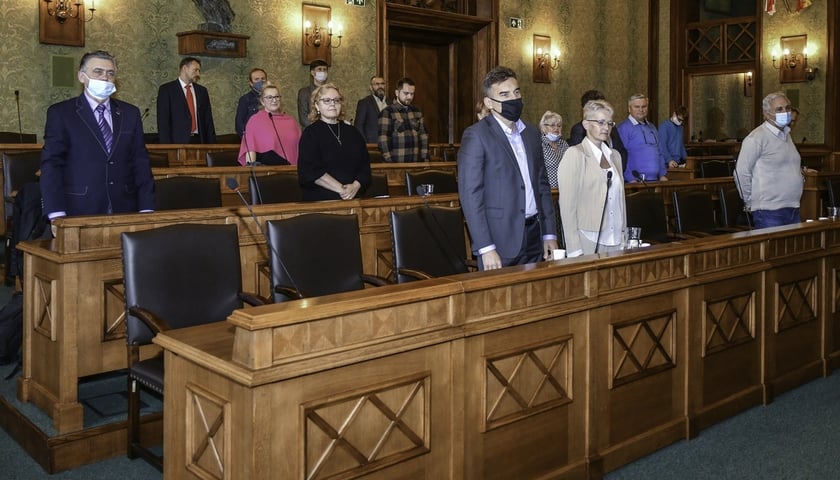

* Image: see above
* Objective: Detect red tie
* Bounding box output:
[185,84,197,133]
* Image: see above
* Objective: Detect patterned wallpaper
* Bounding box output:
[690,73,754,141]
[762,1,827,143]
[0,0,377,140]
[0,0,828,144]
[496,0,650,130]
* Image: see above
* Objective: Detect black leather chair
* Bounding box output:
[154,176,222,210]
[405,170,458,196]
[624,190,672,243]
[361,173,390,198]
[147,152,170,168]
[249,174,302,204]
[205,149,240,167]
[441,146,457,162]
[121,224,264,470]
[389,206,475,283]
[824,179,840,209]
[265,213,390,302]
[0,132,37,143]
[719,185,751,229]
[699,160,732,178]
[214,133,241,144]
[672,189,739,238]
[3,151,41,222]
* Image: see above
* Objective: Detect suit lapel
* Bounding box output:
[110,100,123,155]
[75,95,110,156]
[484,116,519,168]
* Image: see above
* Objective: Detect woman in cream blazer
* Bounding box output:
[557,100,626,256]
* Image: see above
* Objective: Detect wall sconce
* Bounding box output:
[535,48,560,71]
[43,0,95,23]
[532,34,555,84]
[772,48,807,70]
[304,21,342,49]
[302,4,341,65]
[743,71,753,97]
[773,34,813,83]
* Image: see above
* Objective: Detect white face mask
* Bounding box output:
[545,133,561,142]
[314,71,328,83]
[671,115,682,126]
[774,112,791,127]
[84,75,117,100]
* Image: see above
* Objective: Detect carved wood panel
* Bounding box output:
[611,310,676,388]
[186,383,230,480]
[702,291,755,356]
[776,276,818,333]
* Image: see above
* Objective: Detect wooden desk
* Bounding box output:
[155,222,840,478]
[16,194,461,434]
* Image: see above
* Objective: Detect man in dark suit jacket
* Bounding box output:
[41,50,154,226]
[458,66,558,270]
[354,75,387,143]
[156,57,216,144]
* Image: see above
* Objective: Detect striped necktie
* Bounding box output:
[95,103,113,153]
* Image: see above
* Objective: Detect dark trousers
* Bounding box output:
[501,219,543,267]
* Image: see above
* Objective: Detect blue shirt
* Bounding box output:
[617,116,666,182]
[658,118,687,164]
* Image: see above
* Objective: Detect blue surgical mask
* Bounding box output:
[252,80,264,93]
[775,112,791,127]
[83,74,117,100]
[545,133,561,142]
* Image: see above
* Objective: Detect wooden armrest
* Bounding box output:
[361,273,393,287]
[395,268,434,281]
[239,291,269,306]
[465,259,478,271]
[274,285,305,302]
[128,306,174,334]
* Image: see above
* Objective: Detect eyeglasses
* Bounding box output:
[88,68,116,79]
[318,97,343,105]
[542,123,562,128]
[263,95,281,101]
[585,119,616,128]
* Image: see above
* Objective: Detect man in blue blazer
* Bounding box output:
[156,57,216,144]
[40,50,155,225]
[354,75,387,144]
[458,66,558,270]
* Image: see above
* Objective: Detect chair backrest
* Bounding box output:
[2,151,42,204]
[442,147,457,162]
[249,174,301,204]
[699,160,732,178]
[405,170,458,196]
[266,213,365,301]
[154,176,222,210]
[121,224,245,346]
[672,189,718,234]
[361,174,390,198]
[368,150,383,163]
[389,206,469,283]
[625,190,670,243]
[214,133,241,144]
[719,185,748,228]
[205,150,240,167]
[147,152,170,168]
[0,132,37,143]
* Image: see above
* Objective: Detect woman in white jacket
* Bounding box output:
[557,100,626,256]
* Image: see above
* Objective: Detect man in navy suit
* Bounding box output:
[40,50,155,228]
[458,66,558,270]
[156,57,216,144]
[354,75,387,143]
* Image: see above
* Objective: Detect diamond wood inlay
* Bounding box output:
[776,277,817,332]
[694,243,761,274]
[484,337,572,431]
[766,233,822,259]
[103,280,126,341]
[597,258,686,292]
[703,292,755,356]
[33,274,55,340]
[304,374,429,480]
[186,383,230,480]
[611,310,676,388]
[464,273,587,320]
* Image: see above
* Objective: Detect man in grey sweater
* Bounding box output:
[735,92,802,228]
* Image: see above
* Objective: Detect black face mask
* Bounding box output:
[491,97,523,122]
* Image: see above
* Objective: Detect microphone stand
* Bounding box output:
[226,178,302,298]
[241,125,263,204]
[267,112,290,164]
[15,90,23,143]
[594,170,613,254]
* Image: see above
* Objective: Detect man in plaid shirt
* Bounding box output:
[377,77,429,162]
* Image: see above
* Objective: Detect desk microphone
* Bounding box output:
[226,178,302,299]
[594,170,613,254]
[140,108,150,122]
[15,90,23,143]
[266,112,290,164]
[415,186,467,273]
[631,170,647,186]
[241,126,263,204]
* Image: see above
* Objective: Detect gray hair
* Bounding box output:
[540,111,563,126]
[627,93,648,106]
[762,91,789,115]
[583,100,614,118]
[79,50,117,72]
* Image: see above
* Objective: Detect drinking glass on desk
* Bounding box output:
[626,227,642,248]
[418,183,434,197]
[827,207,839,219]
